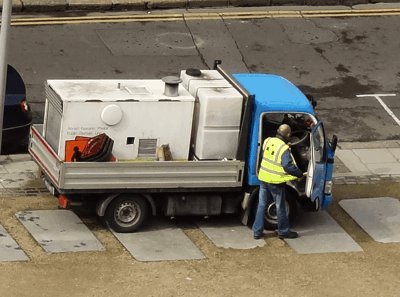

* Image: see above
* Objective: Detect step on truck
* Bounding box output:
[29,61,337,233]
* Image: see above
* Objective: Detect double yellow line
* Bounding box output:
[10,8,400,26]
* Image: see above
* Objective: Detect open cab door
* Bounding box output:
[305,121,328,210]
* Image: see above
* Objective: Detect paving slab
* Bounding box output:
[338,140,400,150]
[112,219,205,262]
[335,149,371,175]
[3,160,38,173]
[22,0,67,11]
[16,210,104,253]
[339,197,400,243]
[0,224,29,262]
[8,155,34,162]
[366,163,400,175]
[0,173,38,189]
[68,0,112,10]
[353,148,397,164]
[285,211,363,254]
[197,218,265,249]
[388,148,400,161]
[0,165,7,174]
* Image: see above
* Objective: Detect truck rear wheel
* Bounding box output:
[105,195,148,233]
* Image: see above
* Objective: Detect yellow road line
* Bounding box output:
[9,8,400,26]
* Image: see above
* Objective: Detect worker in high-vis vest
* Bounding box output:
[252,124,306,240]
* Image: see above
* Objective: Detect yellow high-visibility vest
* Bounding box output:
[258,137,299,184]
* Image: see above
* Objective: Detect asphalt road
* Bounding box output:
[7,9,400,143]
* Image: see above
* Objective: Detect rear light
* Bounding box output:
[324,180,333,194]
[58,195,69,209]
[20,99,30,112]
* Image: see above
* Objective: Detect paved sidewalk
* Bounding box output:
[0,154,48,196]
[334,140,400,185]
[1,140,400,196]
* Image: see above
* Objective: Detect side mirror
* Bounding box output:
[329,135,338,152]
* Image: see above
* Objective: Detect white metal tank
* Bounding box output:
[181,69,225,92]
[181,69,243,160]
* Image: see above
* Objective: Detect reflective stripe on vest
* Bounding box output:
[258,137,298,184]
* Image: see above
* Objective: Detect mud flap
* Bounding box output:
[240,191,253,226]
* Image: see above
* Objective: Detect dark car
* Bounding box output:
[1,65,32,154]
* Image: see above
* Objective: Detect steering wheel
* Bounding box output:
[289,130,310,146]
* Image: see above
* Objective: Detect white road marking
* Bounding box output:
[357,94,400,126]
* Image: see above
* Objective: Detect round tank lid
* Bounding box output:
[185,68,202,77]
[101,104,123,126]
[162,76,182,85]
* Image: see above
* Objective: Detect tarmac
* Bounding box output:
[1,139,400,197]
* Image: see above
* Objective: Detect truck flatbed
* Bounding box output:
[29,125,245,194]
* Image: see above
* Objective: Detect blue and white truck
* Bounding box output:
[29,62,337,232]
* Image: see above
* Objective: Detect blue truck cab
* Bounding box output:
[232,72,337,225]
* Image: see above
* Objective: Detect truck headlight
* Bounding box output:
[324,181,333,195]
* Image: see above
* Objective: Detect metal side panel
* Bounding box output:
[28,124,61,187]
[61,160,245,190]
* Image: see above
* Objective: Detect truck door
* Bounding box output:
[305,121,327,206]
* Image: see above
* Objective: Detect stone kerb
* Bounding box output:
[2,0,399,13]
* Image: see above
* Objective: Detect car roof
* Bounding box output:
[232,73,314,115]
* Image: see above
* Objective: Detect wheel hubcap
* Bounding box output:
[266,203,278,220]
[115,201,140,226]
[264,201,290,224]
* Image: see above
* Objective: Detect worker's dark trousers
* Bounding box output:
[252,182,290,236]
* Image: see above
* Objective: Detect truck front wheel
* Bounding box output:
[264,189,297,230]
[105,195,148,233]
[250,187,297,230]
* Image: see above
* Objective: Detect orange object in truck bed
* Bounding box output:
[65,134,114,162]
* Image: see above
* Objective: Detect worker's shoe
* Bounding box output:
[253,234,264,240]
[278,231,298,239]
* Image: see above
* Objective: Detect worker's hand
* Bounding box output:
[303,172,307,177]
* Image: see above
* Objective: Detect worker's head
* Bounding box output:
[277,124,291,140]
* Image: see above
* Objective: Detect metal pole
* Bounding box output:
[0,0,12,153]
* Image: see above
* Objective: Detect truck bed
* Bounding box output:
[29,125,245,193]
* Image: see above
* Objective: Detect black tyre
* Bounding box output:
[105,195,148,233]
[250,187,298,230]
[247,188,259,227]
